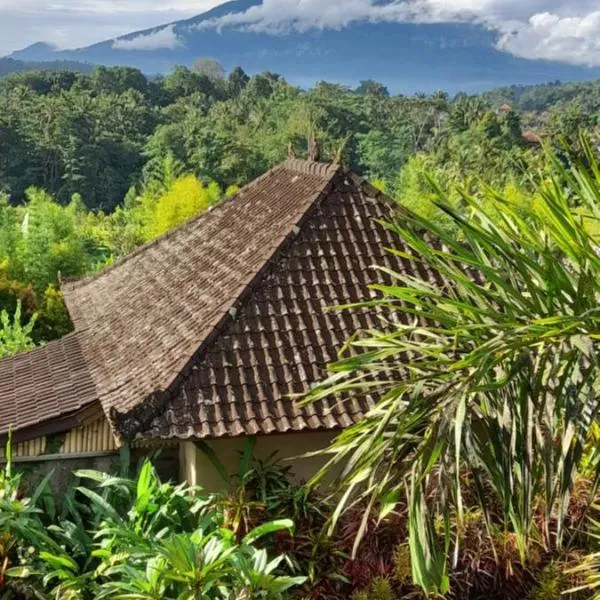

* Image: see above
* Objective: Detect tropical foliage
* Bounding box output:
[307,141,600,596]
[2,64,597,343]
[0,446,305,600]
[0,158,229,341]
[0,300,36,357]
[4,64,600,598]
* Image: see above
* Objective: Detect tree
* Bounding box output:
[448,94,489,132]
[192,58,226,80]
[499,107,523,146]
[547,102,598,160]
[244,72,280,100]
[163,66,214,99]
[130,174,222,241]
[90,66,148,95]
[308,145,600,594]
[356,128,410,184]
[355,80,389,97]
[228,66,249,98]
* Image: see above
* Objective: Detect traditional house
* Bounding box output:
[521,130,543,148]
[0,158,420,487]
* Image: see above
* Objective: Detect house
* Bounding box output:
[521,130,543,148]
[0,158,422,487]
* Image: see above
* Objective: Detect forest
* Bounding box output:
[5,62,600,600]
[0,62,598,346]
[0,57,91,77]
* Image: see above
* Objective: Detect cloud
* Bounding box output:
[112,25,183,51]
[3,0,600,67]
[0,0,219,56]
[196,0,600,66]
[497,11,600,66]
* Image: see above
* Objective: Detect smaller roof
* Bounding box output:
[522,130,542,146]
[0,333,98,438]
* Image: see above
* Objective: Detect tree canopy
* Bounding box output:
[0,64,598,342]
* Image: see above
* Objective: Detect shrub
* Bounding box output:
[2,452,305,599]
[0,300,37,357]
[308,140,600,595]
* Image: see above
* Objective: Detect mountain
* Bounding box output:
[8,0,600,94]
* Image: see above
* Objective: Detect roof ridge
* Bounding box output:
[64,160,341,293]
[63,162,293,292]
[344,170,402,211]
[282,158,340,178]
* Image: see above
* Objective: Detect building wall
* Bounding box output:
[2,412,338,494]
[0,411,117,461]
[180,431,338,491]
[0,410,174,474]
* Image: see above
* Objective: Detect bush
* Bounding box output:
[1,450,305,599]
[308,141,600,596]
[0,300,37,357]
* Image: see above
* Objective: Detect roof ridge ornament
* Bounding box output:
[308,133,320,162]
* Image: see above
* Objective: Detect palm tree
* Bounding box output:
[307,141,600,594]
[449,94,488,132]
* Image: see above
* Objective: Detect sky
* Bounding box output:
[2,0,600,67]
[0,0,220,55]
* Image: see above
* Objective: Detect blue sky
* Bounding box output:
[2,0,600,67]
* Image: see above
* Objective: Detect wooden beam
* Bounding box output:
[0,450,118,464]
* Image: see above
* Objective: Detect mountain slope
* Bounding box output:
[8,0,600,93]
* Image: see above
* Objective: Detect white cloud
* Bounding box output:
[3,0,600,67]
[497,11,600,66]
[0,0,219,56]
[197,0,600,66]
[112,25,183,51]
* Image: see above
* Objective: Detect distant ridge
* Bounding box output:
[9,42,59,62]
[7,0,600,93]
[0,56,92,77]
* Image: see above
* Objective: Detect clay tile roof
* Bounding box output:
[62,159,343,440]
[1,158,439,443]
[522,130,543,146]
[135,171,421,441]
[0,332,98,437]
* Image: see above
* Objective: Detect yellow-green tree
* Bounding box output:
[142,175,221,240]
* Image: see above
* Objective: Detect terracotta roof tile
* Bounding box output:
[137,174,416,440]
[62,160,341,439]
[0,333,98,435]
[1,159,437,443]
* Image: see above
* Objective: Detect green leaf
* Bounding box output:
[243,519,295,545]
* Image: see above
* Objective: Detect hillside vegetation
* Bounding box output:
[0,57,91,77]
[4,142,600,600]
[4,65,600,600]
[0,64,597,342]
